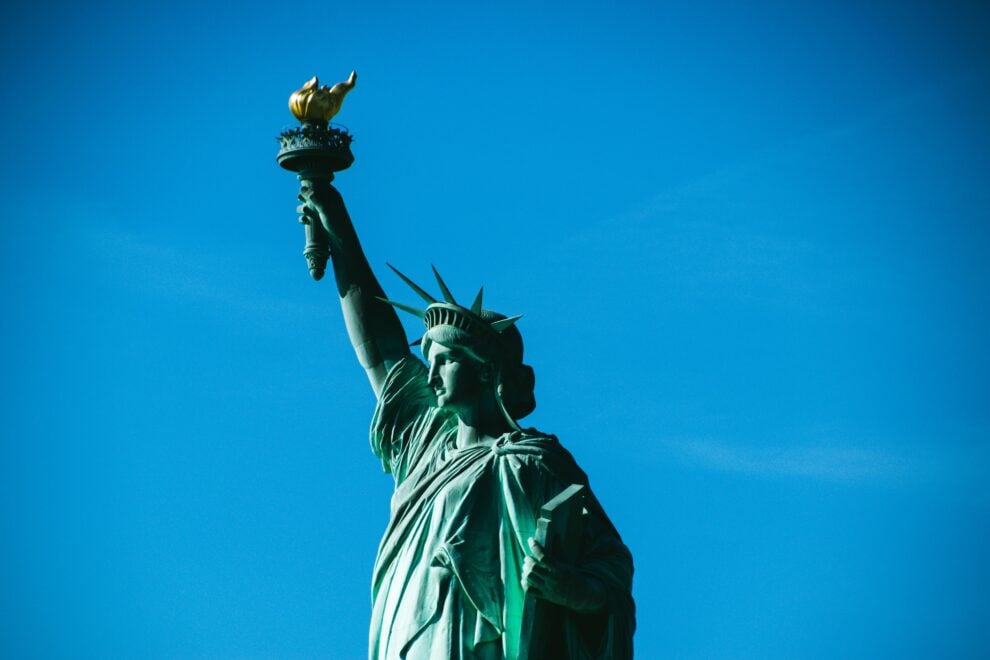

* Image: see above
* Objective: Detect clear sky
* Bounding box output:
[2,0,988,657]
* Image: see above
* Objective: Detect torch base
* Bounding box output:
[277,123,354,174]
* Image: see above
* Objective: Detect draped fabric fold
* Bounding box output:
[368,356,635,660]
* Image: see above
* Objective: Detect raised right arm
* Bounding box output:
[300,179,411,397]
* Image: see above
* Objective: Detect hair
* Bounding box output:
[421,310,536,420]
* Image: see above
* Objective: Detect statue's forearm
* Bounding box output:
[321,193,410,391]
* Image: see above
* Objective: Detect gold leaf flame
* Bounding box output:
[288,71,357,123]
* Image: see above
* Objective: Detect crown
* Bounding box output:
[378,264,522,343]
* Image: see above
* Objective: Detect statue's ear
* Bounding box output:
[478,362,494,383]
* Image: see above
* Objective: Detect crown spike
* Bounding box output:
[408,337,423,347]
[431,265,457,304]
[470,286,484,315]
[376,296,425,319]
[490,314,522,333]
[387,263,436,304]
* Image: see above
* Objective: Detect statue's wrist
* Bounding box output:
[322,209,355,246]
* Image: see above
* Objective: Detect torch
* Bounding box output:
[276,71,357,280]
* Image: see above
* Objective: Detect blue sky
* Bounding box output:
[2,0,988,657]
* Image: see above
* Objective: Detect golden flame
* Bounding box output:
[289,71,357,123]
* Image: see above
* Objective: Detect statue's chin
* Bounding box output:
[435,394,467,412]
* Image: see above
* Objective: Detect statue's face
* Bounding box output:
[426,342,487,412]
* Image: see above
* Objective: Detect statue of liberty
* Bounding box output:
[283,73,634,659]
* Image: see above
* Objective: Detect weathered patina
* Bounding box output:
[280,73,635,658]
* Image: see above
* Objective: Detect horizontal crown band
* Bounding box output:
[424,303,495,337]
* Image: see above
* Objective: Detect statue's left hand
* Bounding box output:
[522,537,606,613]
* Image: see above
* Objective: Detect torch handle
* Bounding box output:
[298,169,335,281]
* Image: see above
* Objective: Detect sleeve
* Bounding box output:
[495,435,636,659]
[369,354,437,480]
[565,502,636,660]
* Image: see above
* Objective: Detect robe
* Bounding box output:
[368,355,635,659]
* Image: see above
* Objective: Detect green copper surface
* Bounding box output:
[289,145,635,660]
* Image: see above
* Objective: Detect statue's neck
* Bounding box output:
[454,394,510,448]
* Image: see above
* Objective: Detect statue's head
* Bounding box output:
[422,306,536,422]
[380,266,536,428]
